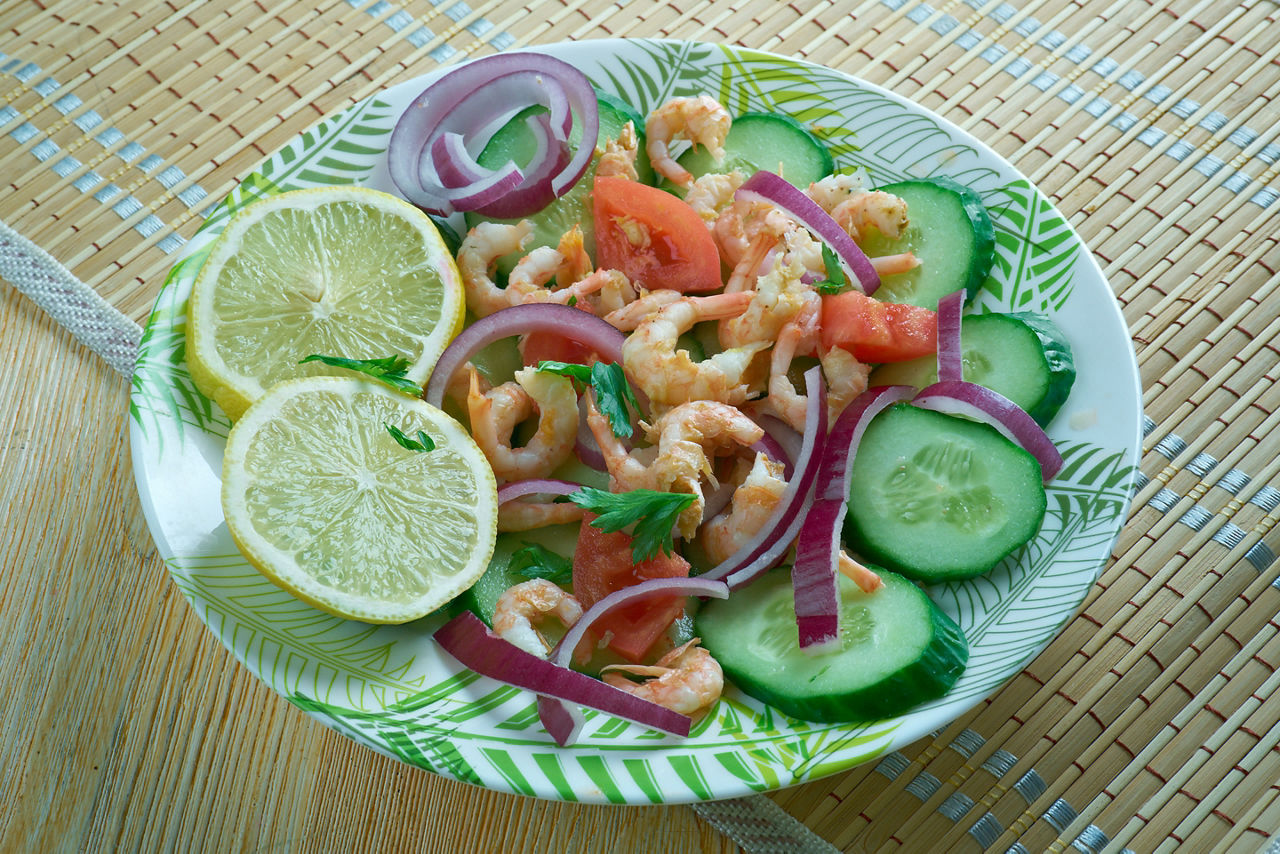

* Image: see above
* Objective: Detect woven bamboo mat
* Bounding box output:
[3,0,1279,851]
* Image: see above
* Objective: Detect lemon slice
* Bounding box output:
[222,376,497,623]
[188,186,464,421]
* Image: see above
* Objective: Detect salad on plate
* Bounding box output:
[130,40,1141,803]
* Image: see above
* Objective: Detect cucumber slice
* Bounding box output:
[465,94,652,279]
[859,177,995,309]
[844,403,1046,582]
[695,567,967,722]
[869,311,1077,426]
[675,112,833,189]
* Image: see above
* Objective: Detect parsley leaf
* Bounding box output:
[810,244,850,295]
[385,423,435,452]
[536,361,640,438]
[509,542,573,585]
[568,487,695,562]
[300,354,422,396]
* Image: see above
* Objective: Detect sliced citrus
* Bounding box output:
[222,376,497,623]
[188,186,464,421]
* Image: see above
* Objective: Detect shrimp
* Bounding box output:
[597,121,640,181]
[456,222,606,317]
[805,173,867,211]
[552,224,594,287]
[804,175,921,274]
[467,366,578,482]
[700,452,788,564]
[600,639,723,716]
[622,292,769,409]
[645,96,731,188]
[701,452,883,593]
[492,579,584,657]
[829,190,911,243]
[580,268,638,317]
[585,397,764,538]
[683,169,746,224]
[603,288,684,332]
[713,199,795,267]
[720,251,814,349]
[763,301,870,431]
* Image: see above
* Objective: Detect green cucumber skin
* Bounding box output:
[869,311,1077,427]
[862,177,996,310]
[675,112,834,190]
[844,404,1047,583]
[695,568,968,723]
[1007,311,1076,426]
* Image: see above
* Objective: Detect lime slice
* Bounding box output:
[188,186,464,421]
[222,376,497,623]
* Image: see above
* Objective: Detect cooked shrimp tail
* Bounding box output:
[645,96,731,188]
[601,638,723,716]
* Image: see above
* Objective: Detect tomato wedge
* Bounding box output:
[820,289,938,363]
[593,175,721,293]
[572,515,690,663]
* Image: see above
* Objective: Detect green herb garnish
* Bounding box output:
[811,244,851,295]
[385,423,435,452]
[536,361,640,438]
[509,542,574,584]
[568,487,695,562]
[300,354,422,396]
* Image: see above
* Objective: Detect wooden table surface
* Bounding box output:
[5,1,1280,851]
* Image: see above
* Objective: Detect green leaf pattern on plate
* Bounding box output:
[129,41,1140,803]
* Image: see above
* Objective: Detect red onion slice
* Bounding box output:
[792,498,846,651]
[497,479,580,505]
[387,53,597,217]
[434,612,692,744]
[736,171,880,294]
[791,385,915,650]
[913,380,1064,481]
[702,366,827,588]
[936,289,965,383]
[424,304,627,409]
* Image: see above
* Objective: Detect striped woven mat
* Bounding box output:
[3,1,1279,851]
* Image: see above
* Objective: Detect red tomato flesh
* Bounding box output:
[593,175,721,293]
[820,289,938,363]
[572,515,690,663]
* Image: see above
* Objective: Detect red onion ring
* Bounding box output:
[424,304,627,410]
[736,171,880,294]
[387,53,597,217]
[912,380,1064,481]
[936,289,965,383]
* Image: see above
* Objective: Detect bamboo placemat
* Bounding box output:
[3,0,1279,851]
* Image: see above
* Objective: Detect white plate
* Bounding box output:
[130,38,1142,804]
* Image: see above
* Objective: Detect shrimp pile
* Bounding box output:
[451,94,917,716]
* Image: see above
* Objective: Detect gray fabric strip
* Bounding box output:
[0,218,142,377]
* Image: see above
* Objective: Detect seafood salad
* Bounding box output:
[406,51,1070,744]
